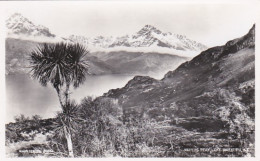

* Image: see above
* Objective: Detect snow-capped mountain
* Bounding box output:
[111,25,207,51]
[68,25,207,57]
[6,13,57,41]
[6,13,207,57]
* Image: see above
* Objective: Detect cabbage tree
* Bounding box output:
[29,42,89,157]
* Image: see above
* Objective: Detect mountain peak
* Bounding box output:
[6,13,55,38]
[6,13,32,28]
[8,13,24,19]
[137,25,162,35]
[144,24,157,30]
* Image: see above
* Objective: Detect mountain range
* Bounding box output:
[6,13,208,77]
[67,24,207,57]
[6,13,207,57]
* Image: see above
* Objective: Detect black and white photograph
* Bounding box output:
[0,0,259,159]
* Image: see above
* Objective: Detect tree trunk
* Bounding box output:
[64,126,74,157]
[56,85,74,157]
[65,82,70,105]
[55,86,65,110]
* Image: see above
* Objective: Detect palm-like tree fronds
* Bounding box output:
[29,43,70,88]
[29,42,89,89]
[67,43,89,88]
[52,101,81,136]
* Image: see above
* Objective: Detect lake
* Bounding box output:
[5,74,135,123]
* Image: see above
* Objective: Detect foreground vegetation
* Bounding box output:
[6,94,254,157]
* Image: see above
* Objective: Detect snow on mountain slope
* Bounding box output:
[68,25,208,57]
[6,13,207,57]
[6,13,62,42]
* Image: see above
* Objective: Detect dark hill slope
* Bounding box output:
[105,25,255,120]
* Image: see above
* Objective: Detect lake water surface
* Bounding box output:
[6,74,135,123]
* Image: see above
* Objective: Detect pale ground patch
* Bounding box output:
[6,132,48,157]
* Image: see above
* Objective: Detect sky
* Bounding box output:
[2,1,258,47]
